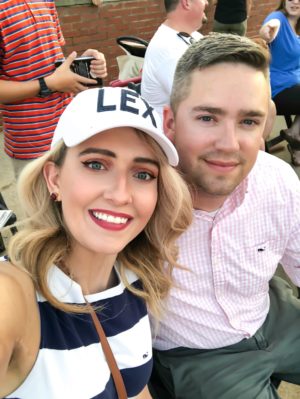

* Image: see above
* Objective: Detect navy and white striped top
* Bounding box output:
[5,265,153,399]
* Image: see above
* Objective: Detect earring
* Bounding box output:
[50,192,58,201]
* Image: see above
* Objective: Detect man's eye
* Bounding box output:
[83,161,104,170]
[198,116,213,122]
[242,119,257,126]
[135,171,155,181]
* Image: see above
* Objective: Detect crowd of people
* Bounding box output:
[260,0,300,165]
[1,0,300,398]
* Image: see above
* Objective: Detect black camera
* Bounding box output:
[55,56,103,87]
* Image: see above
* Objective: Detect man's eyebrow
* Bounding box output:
[191,106,266,117]
[192,106,226,115]
[78,148,159,167]
[239,110,266,118]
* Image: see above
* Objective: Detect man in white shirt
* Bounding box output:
[150,33,300,399]
[141,0,208,120]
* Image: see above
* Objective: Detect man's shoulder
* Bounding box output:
[192,31,203,41]
[251,151,300,189]
[147,24,181,53]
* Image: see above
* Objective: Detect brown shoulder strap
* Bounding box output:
[84,297,128,399]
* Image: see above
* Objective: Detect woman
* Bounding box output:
[0,87,192,399]
[260,0,300,164]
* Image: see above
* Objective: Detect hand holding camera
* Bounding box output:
[45,51,106,94]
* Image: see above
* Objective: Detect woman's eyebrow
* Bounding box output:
[134,157,159,168]
[78,148,116,158]
[78,148,159,167]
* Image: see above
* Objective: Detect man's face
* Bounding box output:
[164,63,269,210]
[190,0,208,30]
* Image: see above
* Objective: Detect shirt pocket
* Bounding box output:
[236,239,283,296]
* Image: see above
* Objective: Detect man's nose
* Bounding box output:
[215,122,240,152]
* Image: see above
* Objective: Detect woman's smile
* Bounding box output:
[89,209,132,231]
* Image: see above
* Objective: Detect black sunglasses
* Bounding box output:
[177,32,196,45]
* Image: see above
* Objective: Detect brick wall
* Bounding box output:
[0,0,275,127]
[57,0,277,84]
[57,0,165,84]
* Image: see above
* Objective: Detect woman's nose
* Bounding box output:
[103,175,133,205]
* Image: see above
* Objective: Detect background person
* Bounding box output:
[141,0,208,120]
[0,87,192,399]
[260,0,300,165]
[149,33,300,399]
[212,0,252,36]
[0,0,107,177]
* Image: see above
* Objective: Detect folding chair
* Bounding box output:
[0,192,17,253]
[116,36,148,58]
[265,115,293,153]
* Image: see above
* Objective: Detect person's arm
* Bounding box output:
[0,269,27,391]
[135,385,153,399]
[246,0,252,17]
[259,19,281,43]
[0,79,41,105]
[0,51,102,104]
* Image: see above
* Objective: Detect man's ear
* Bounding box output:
[181,0,190,11]
[43,161,61,199]
[163,105,176,142]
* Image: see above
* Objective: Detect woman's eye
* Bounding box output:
[83,161,104,170]
[135,171,155,181]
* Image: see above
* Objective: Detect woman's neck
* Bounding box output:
[60,250,118,295]
[287,15,299,31]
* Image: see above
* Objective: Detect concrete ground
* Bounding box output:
[1,117,300,397]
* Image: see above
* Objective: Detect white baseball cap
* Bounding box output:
[51,87,178,166]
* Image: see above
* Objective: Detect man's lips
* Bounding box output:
[204,159,239,172]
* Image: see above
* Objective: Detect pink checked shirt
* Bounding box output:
[154,151,300,350]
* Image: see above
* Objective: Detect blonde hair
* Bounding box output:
[8,132,192,319]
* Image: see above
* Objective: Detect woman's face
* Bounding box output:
[285,0,300,17]
[44,127,159,256]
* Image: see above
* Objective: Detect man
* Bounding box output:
[0,0,107,177]
[141,0,208,120]
[212,0,252,36]
[150,33,300,399]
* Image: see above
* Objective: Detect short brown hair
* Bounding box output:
[164,0,179,12]
[170,33,270,114]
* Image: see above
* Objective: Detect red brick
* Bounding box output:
[57,0,276,83]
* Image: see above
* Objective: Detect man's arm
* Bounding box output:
[246,0,252,16]
[0,79,41,104]
[0,50,107,104]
